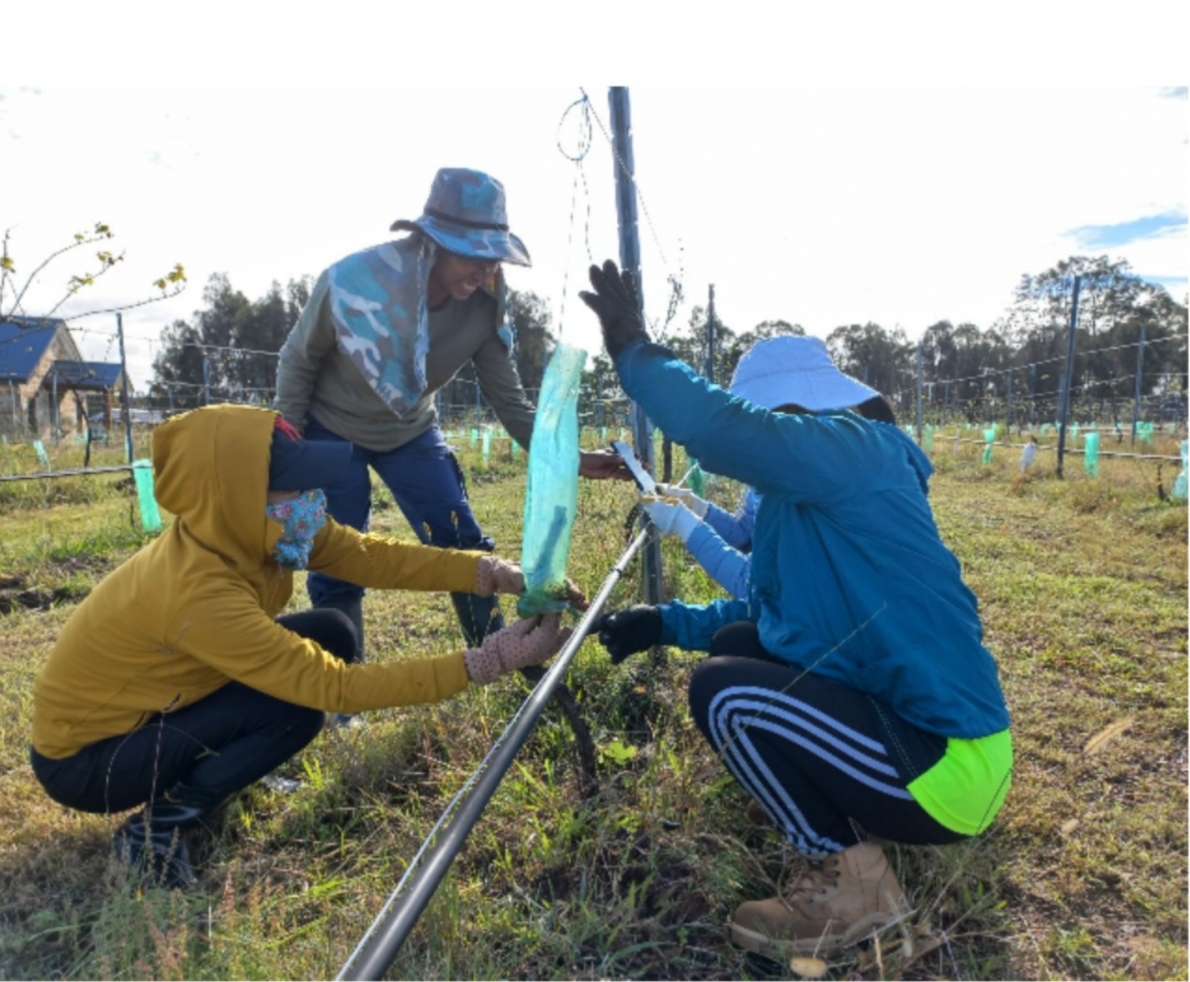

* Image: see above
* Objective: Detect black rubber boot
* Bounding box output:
[314,596,365,728]
[112,803,201,890]
[112,782,227,889]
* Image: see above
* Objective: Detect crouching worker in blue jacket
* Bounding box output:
[580,261,1012,962]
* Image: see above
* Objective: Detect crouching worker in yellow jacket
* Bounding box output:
[29,404,576,889]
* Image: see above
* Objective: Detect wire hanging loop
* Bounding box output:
[555,94,593,162]
[554,91,596,341]
[577,88,685,340]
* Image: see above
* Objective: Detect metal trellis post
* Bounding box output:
[1056,276,1081,478]
[608,85,662,608]
[1029,362,1036,427]
[51,370,59,445]
[706,284,716,384]
[116,313,134,463]
[1006,366,1013,431]
[915,341,924,442]
[1131,326,1146,445]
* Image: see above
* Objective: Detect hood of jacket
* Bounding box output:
[152,404,283,574]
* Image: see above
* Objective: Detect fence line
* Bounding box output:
[935,436,1182,463]
[889,331,1187,387]
[2,423,1184,485]
[0,464,135,484]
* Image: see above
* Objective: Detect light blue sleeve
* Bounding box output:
[704,501,746,549]
[704,488,760,551]
[685,523,751,600]
[657,597,752,651]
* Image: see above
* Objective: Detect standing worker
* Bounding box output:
[275,167,625,659]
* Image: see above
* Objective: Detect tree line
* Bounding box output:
[147,255,1188,426]
[146,276,558,415]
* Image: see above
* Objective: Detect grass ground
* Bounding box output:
[0,427,1185,980]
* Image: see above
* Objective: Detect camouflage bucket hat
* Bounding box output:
[390,167,531,267]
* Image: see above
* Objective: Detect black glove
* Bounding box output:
[591,605,662,664]
[578,259,651,361]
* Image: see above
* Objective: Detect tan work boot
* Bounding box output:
[729,842,909,960]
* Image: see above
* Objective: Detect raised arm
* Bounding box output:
[685,523,752,600]
[579,260,869,501]
[618,343,872,502]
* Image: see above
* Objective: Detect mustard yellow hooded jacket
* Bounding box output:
[32,405,481,759]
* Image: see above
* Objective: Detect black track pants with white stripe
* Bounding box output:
[687,622,968,855]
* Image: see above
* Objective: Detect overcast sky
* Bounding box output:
[3,6,1187,390]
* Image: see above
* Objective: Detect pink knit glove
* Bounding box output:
[463,614,572,685]
[475,555,525,596]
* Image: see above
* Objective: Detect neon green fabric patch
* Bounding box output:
[907,729,1013,835]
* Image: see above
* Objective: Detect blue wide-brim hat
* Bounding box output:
[731,336,879,412]
[390,167,531,267]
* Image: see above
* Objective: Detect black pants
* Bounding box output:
[688,622,967,855]
[30,609,358,819]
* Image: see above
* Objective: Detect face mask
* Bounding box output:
[266,489,327,570]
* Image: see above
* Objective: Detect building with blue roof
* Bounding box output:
[0,316,125,440]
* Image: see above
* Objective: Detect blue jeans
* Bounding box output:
[302,416,504,647]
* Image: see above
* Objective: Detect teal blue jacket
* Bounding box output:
[618,343,1010,739]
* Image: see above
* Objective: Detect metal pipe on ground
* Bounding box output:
[337,529,650,982]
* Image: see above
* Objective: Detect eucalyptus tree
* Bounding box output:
[1002,255,1186,421]
[506,289,555,395]
[149,273,310,408]
[825,322,913,404]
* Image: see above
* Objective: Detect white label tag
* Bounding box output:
[611,440,656,493]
